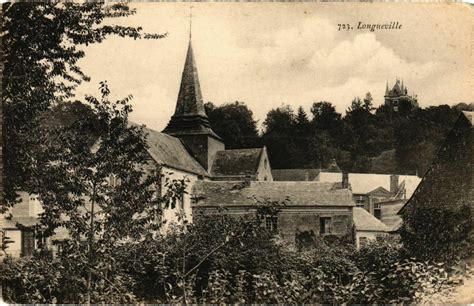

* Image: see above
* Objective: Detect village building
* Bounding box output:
[192,181,355,245]
[353,207,389,248]
[384,79,419,112]
[272,168,421,230]
[398,111,473,245]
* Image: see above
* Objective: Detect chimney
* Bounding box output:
[304,171,309,181]
[342,172,349,189]
[390,175,399,194]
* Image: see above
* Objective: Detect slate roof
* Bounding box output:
[143,126,209,177]
[210,148,263,177]
[317,172,421,198]
[353,207,389,232]
[192,181,355,207]
[399,111,473,215]
[272,169,321,181]
[162,39,220,138]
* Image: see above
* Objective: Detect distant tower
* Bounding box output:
[384,79,418,112]
[163,15,224,170]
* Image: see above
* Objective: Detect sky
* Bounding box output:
[75,3,473,131]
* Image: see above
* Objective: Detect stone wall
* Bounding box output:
[193,206,353,245]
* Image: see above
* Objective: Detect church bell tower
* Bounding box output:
[163,24,224,171]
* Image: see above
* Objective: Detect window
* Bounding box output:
[374,203,382,219]
[265,216,278,232]
[320,217,332,235]
[21,230,35,257]
[356,196,365,208]
[264,158,267,169]
[359,237,368,248]
[109,174,121,187]
[178,194,185,211]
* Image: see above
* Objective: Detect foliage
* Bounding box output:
[400,203,473,265]
[253,100,460,173]
[1,83,166,303]
[2,2,166,209]
[204,101,260,149]
[1,214,460,304]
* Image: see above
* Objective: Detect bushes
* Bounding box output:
[0,218,458,303]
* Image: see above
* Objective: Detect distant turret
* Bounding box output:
[384,79,418,112]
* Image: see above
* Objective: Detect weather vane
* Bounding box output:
[189,6,193,40]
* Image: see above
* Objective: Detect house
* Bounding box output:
[0,192,42,258]
[384,79,418,112]
[353,207,389,249]
[398,111,473,252]
[317,171,421,223]
[192,180,355,246]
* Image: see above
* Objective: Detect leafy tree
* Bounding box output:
[310,101,342,133]
[261,106,298,168]
[2,2,166,208]
[204,101,260,149]
[25,83,164,303]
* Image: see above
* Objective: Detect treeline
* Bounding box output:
[205,97,473,176]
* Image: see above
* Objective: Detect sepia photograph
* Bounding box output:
[0,2,473,304]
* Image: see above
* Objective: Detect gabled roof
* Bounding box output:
[144,126,209,177]
[367,186,391,196]
[192,181,355,207]
[210,148,263,177]
[271,169,321,181]
[353,207,389,232]
[462,111,473,126]
[399,111,473,215]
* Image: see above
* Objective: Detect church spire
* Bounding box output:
[163,16,221,139]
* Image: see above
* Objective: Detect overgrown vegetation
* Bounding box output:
[1,215,464,304]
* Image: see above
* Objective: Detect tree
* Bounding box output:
[261,106,298,168]
[2,2,166,208]
[205,101,260,149]
[26,83,165,303]
[310,101,342,132]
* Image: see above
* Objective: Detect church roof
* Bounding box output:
[210,148,263,177]
[162,39,220,139]
[353,207,389,232]
[192,181,355,207]
[144,126,209,177]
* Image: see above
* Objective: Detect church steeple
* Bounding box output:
[163,37,220,139]
[162,18,225,171]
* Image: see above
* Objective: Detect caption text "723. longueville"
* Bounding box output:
[338,22,402,32]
